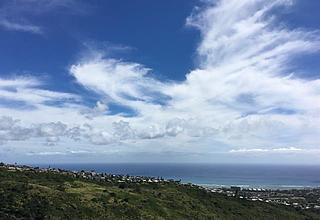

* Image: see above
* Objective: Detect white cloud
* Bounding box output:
[94,101,108,113]
[84,101,109,119]
[229,147,320,154]
[0,19,42,34]
[26,150,91,156]
[0,77,40,88]
[0,77,80,107]
[88,131,114,145]
[70,55,165,108]
[65,0,320,148]
[0,116,33,144]
[0,116,18,130]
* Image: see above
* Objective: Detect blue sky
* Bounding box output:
[0,0,199,82]
[0,0,320,164]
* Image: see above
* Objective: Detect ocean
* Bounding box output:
[34,163,320,189]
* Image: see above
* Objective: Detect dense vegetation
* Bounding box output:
[0,167,319,220]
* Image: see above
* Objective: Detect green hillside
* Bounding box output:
[0,167,319,220]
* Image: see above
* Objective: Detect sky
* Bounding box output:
[0,0,320,164]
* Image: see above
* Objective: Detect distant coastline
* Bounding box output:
[28,163,320,190]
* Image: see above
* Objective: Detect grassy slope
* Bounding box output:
[0,168,319,220]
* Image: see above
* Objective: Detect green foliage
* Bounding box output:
[0,168,319,220]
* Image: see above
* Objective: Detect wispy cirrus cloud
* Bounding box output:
[0,77,80,107]
[66,0,320,148]
[0,19,42,34]
[0,0,86,34]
